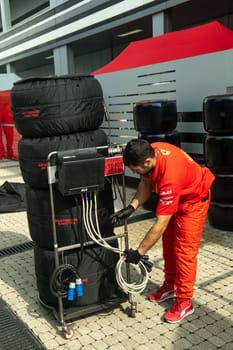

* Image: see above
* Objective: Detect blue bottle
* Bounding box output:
[67,282,75,301]
[76,278,84,297]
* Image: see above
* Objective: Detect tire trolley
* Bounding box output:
[46,146,149,339]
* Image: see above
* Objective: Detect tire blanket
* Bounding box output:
[11,75,105,137]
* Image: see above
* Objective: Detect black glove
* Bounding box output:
[124,249,154,272]
[111,204,135,225]
[124,249,143,264]
[141,257,153,273]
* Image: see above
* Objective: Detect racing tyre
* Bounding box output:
[208,202,233,232]
[26,186,79,248]
[11,75,105,137]
[204,135,233,173]
[142,192,159,212]
[18,129,108,188]
[133,100,177,133]
[139,130,181,147]
[26,185,114,249]
[34,241,119,307]
[203,94,233,135]
[211,174,233,204]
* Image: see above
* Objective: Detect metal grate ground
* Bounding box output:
[0,241,34,258]
[0,298,46,350]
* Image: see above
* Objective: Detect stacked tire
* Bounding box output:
[203,93,233,231]
[11,75,119,307]
[133,99,180,211]
[134,99,180,147]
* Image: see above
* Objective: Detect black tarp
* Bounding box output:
[0,181,26,213]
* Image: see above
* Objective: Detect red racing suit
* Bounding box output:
[0,90,14,159]
[145,142,215,298]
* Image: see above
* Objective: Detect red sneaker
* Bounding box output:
[164,298,194,323]
[148,282,177,303]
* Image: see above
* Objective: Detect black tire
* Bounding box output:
[26,185,114,249]
[26,186,79,248]
[133,100,177,133]
[11,75,105,137]
[208,203,233,232]
[211,174,233,204]
[203,94,233,135]
[139,130,181,147]
[204,135,233,173]
[18,129,108,188]
[34,242,119,307]
[142,192,159,212]
[34,245,79,307]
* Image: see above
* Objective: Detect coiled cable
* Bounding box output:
[81,192,150,295]
[115,256,149,295]
[49,264,77,297]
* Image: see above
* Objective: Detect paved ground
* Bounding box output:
[0,159,233,350]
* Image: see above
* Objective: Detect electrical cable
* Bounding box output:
[81,192,150,295]
[115,256,149,295]
[49,263,77,297]
[114,176,124,203]
[81,193,120,253]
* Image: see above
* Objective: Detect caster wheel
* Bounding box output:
[131,308,137,318]
[63,327,74,340]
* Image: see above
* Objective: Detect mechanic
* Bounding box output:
[112,139,214,323]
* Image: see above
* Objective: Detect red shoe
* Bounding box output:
[164,298,194,323]
[148,282,177,303]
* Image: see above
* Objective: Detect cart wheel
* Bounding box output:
[63,326,74,340]
[130,302,137,318]
[131,308,137,318]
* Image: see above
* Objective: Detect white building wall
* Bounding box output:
[10,0,48,24]
[96,48,233,177]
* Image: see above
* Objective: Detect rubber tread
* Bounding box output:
[204,135,233,173]
[139,130,181,147]
[133,100,177,133]
[203,94,233,135]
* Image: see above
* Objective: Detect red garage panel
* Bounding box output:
[93,21,233,75]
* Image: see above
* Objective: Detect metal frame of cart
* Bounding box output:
[46,147,136,339]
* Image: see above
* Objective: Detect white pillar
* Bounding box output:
[53,45,75,75]
[152,12,165,36]
[0,0,11,31]
[6,63,16,74]
[152,11,171,36]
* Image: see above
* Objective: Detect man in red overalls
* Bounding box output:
[0,90,15,160]
[112,139,214,323]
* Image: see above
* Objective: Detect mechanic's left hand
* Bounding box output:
[124,249,154,272]
[141,258,153,273]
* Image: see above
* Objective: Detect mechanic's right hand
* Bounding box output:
[110,204,135,225]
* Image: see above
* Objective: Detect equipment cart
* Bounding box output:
[46,146,147,339]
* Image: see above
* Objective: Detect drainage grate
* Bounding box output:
[0,298,46,350]
[0,241,35,258]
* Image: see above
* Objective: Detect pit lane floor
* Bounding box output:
[0,159,232,350]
